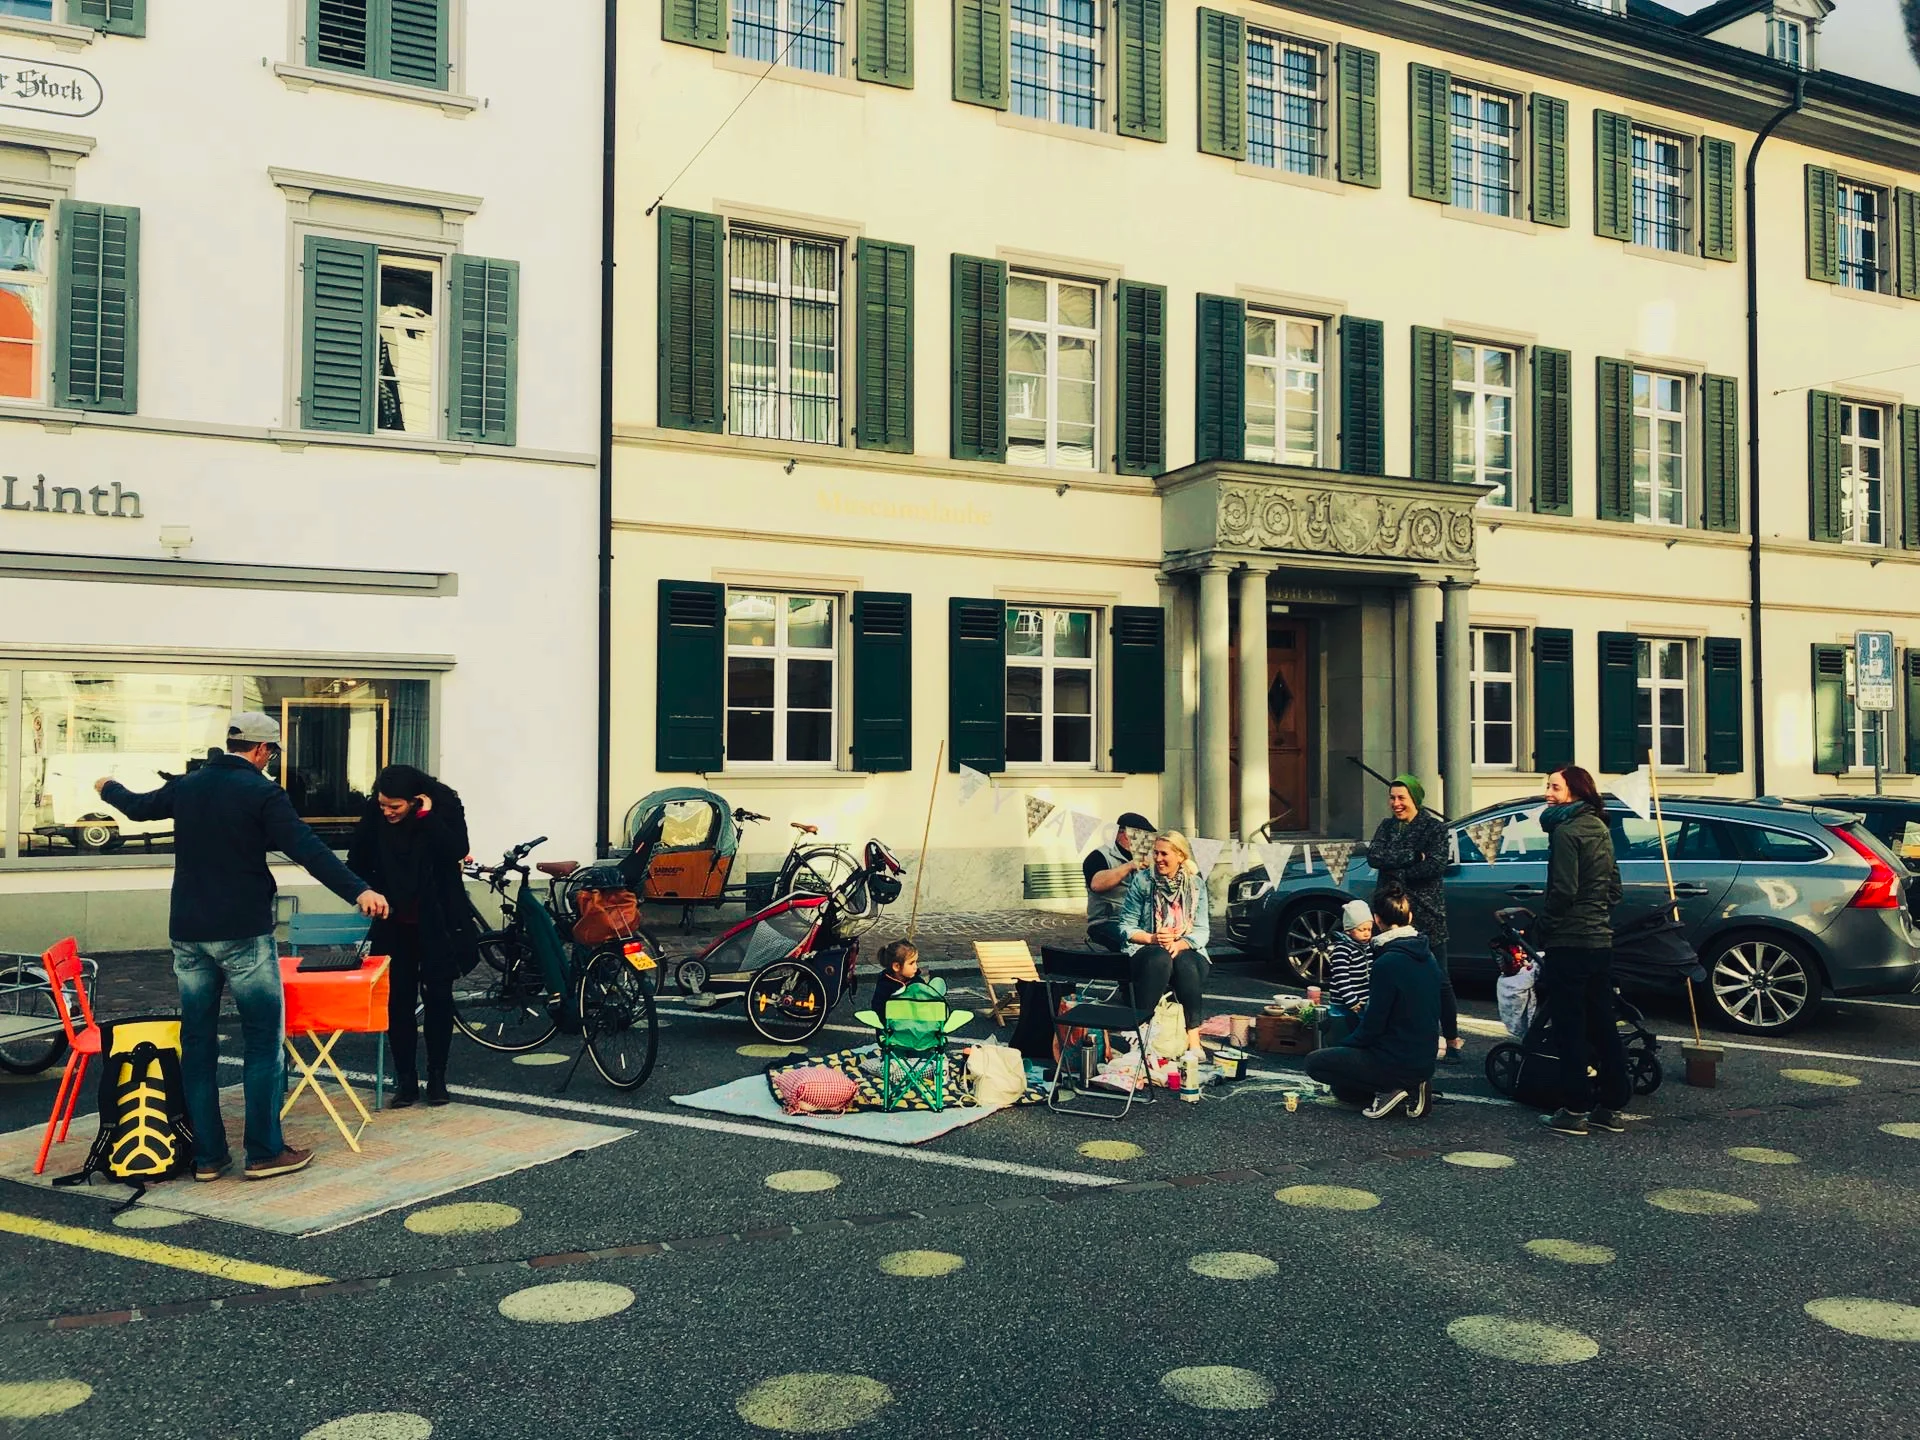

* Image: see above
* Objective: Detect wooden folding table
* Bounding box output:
[281,956,390,1153]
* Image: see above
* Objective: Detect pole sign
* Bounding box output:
[1855,629,1896,712]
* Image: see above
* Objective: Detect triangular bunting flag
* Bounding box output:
[954,764,989,806]
[1612,766,1654,821]
[1024,795,1056,838]
[1317,840,1355,886]
[1256,842,1295,884]
[1069,809,1100,852]
[1465,815,1508,865]
[1189,837,1226,876]
[992,783,1019,815]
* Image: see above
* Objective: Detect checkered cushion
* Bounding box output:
[772,1065,860,1115]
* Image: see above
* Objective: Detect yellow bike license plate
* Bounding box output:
[624,948,657,973]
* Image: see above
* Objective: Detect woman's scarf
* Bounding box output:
[1150,866,1196,939]
[1541,801,1589,832]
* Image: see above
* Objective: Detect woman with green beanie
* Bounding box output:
[1368,774,1462,1061]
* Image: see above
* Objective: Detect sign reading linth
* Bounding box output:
[0,55,103,119]
[2,473,141,519]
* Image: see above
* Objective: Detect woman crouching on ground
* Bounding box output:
[1117,831,1212,1052]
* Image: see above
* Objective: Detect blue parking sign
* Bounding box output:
[1855,630,1895,711]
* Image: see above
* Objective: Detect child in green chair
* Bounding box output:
[871,939,920,1012]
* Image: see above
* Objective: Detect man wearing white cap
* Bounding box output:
[96,712,388,1182]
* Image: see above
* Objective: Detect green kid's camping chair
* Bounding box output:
[855,978,973,1112]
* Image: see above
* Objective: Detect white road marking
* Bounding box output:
[1651,1036,1920,1070]
[1828,997,1920,1012]
[1242,1062,1511,1106]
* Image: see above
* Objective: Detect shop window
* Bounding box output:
[242,676,430,844]
[1005,605,1095,766]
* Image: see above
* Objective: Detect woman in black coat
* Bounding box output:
[347,765,476,1106]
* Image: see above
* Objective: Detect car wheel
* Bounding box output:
[1279,902,1340,987]
[1701,933,1824,1035]
[72,817,120,853]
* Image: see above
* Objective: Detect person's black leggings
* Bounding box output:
[386,922,453,1079]
[1432,941,1459,1044]
[1539,945,1629,1114]
[1087,920,1126,953]
[1129,944,1210,1031]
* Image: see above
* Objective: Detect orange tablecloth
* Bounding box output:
[281,956,390,1035]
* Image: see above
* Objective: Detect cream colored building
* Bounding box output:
[613,0,1920,912]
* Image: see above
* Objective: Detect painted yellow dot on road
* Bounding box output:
[512,1052,567,1067]
[1447,1316,1598,1365]
[1647,1189,1759,1216]
[1443,1151,1516,1169]
[1727,1147,1801,1166]
[1880,1122,1920,1140]
[1525,1239,1617,1266]
[736,1373,893,1433]
[498,1280,634,1325]
[1805,1297,1920,1342]
[1159,1366,1276,1410]
[0,1381,91,1420]
[1276,1184,1380,1211]
[1078,1139,1144,1162]
[302,1416,434,1440]
[741,1044,809,1059]
[1188,1251,1279,1280]
[1781,1068,1861,1088]
[404,1202,522,1236]
[112,1207,193,1230]
[765,1170,841,1194]
[877,1250,965,1279]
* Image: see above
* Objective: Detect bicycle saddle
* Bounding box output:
[536,860,580,878]
[790,822,819,835]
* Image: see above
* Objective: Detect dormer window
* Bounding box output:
[1768,15,1805,68]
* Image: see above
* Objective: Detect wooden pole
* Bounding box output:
[906,741,944,941]
[1647,764,1704,1045]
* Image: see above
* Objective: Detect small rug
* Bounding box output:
[766,1046,1049,1114]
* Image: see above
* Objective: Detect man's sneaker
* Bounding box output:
[1541,1108,1589,1136]
[1589,1109,1626,1133]
[1362,1089,1410,1120]
[193,1157,233,1183]
[243,1146,314,1181]
[1404,1081,1433,1119]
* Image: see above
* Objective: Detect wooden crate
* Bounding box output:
[1254,1014,1319,1056]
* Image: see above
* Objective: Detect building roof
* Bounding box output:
[1672,0,1772,34]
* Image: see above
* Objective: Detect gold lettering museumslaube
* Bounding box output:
[1,475,142,519]
[817,490,992,527]
[1217,482,1477,566]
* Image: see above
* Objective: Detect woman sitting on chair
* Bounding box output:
[1116,831,1211,1053]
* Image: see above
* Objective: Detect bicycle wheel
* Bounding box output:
[746,961,829,1044]
[780,845,861,899]
[453,947,558,1053]
[578,948,659,1090]
[0,966,66,1075]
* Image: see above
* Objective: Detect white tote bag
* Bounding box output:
[966,1043,1028,1107]
[1146,993,1187,1059]
[1496,966,1538,1039]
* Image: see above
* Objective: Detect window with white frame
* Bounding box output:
[375,255,438,438]
[1246,29,1327,177]
[724,591,838,765]
[1007,272,1098,470]
[1469,628,1519,769]
[1449,83,1519,217]
[1836,180,1887,293]
[0,201,49,404]
[1768,15,1805,68]
[1005,606,1096,766]
[731,0,845,74]
[1839,400,1886,546]
[1630,126,1691,253]
[1452,341,1517,506]
[0,1,53,21]
[1011,0,1104,131]
[1843,648,1888,772]
[1245,312,1323,465]
[728,229,842,446]
[1632,369,1687,526]
[1637,637,1691,770]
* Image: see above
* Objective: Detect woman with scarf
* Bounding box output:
[1369,773,1462,1062]
[1116,831,1211,1052]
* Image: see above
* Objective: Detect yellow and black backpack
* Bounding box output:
[54,1017,195,1210]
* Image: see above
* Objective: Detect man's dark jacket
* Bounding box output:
[1344,932,1443,1087]
[346,779,477,982]
[102,754,369,941]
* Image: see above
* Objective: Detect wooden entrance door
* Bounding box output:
[1229,617,1311,836]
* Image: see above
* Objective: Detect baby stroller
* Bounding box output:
[1483,906,1700,1107]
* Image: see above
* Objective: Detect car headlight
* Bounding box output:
[1230,877,1271,906]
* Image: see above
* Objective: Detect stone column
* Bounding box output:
[1195,563,1232,841]
[1441,580,1474,818]
[1235,563,1273,841]
[1157,573,1190,834]
[1409,580,1442,796]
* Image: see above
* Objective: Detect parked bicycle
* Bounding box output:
[618,788,866,921]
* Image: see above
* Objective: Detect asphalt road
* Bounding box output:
[1,953,1916,1440]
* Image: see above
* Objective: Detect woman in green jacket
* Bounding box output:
[1536,764,1627,1137]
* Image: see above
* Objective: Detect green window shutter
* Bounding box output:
[1703,637,1743,775]
[1806,165,1839,283]
[310,0,370,74]
[1701,136,1736,262]
[1595,356,1633,521]
[657,208,725,434]
[1114,0,1165,142]
[69,0,144,36]
[1700,373,1739,532]
[1529,93,1569,228]
[1809,390,1843,542]
[1897,189,1920,301]
[663,0,725,51]
[856,0,913,88]
[949,597,1007,773]
[950,254,1007,463]
[1109,606,1165,774]
[1594,110,1633,242]
[656,581,726,772]
[1410,325,1453,484]
[1340,316,1384,475]
[953,0,1008,109]
[1409,63,1451,203]
[1115,280,1166,476]
[1906,650,1920,774]
[382,0,447,88]
[1195,9,1245,161]
[852,592,913,772]
[300,234,376,434]
[1531,345,1572,515]
[855,239,915,454]
[1531,628,1575,773]
[53,201,138,415]
[1193,293,1244,465]
[1597,631,1640,775]
[446,255,518,446]
[1336,45,1380,188]
[1901,405,1920,550]
[1812,644,1848,776]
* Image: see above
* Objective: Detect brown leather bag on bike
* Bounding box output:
[572,889,640,945]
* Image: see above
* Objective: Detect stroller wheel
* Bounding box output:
[746,961,830,1044]
[1629,1047,1664,1096]
[676,958,709,995]
[1485,1041,1524,1098]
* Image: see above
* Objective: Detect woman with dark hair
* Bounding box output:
[348,764,475,1106]
[1536,764,1626,1136]
[1368,773,1461,1062]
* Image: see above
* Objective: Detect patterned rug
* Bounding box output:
[766,1046,1049,1113]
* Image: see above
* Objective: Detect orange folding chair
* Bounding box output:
[35,938,102,1175]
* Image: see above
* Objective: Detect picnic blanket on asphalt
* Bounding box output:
[767,1046,1049,1113]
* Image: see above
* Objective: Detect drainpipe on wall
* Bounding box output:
[1745,74,1804,799]
[595,0,619,856]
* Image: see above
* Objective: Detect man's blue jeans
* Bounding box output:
[171,934,285,1165]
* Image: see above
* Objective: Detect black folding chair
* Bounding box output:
[1038,946,1158,1120]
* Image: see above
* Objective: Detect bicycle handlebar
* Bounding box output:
[733,808,769,824]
